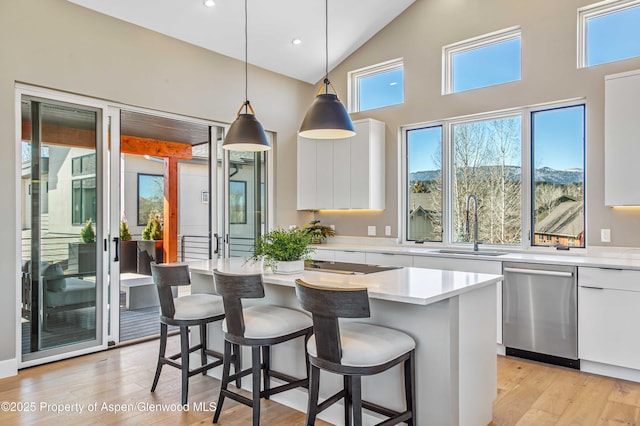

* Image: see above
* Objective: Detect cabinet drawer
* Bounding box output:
[413,256,501,274]
[365,252,413,267]
[333,250,366,264]
[311,248,334,262]
[579,267,640,292]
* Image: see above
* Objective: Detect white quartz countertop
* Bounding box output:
[312,242,640,270]
[187,258,503,306]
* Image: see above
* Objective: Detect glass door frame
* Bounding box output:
[15,84,110,368]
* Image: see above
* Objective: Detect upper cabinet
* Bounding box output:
[605,69,640,206]
[297,118,385,210]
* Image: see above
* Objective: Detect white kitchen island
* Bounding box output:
[188,258,502,426]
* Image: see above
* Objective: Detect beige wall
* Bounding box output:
[318,0,640,246]
[0,0,312,363]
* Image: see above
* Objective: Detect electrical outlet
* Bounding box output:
[600,229,611,243]
[385,226,392,236]
[329,224,335,231]
[367,226,376,236]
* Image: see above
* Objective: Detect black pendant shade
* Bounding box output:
[222,0,271,152]
[224,111,271,152]
[299,93,355,139]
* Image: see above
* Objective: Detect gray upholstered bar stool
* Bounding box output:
[150,263,239,405]
[295,278,416,426]
[212,270,314,426]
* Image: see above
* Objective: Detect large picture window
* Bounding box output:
[137,174,164,226]
[403,101,585,249]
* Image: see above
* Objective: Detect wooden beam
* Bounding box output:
[163,157,179,263]
[121,135,192,160]
[21,121,96,148]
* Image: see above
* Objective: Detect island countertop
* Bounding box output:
[186,258,503,306]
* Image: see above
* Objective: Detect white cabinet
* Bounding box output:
[297,118,385,210]
[333,250,367,264]
[366,252,414,267]
[311,248,335,262]
[579,267,640,370]
[413,256,503,344]
[605,69,640,206]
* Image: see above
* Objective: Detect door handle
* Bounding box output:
[213,233,219,254]
[113,237,120,262]
[503,267,573,278]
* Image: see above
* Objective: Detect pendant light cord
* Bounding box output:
[244,0,249,112]
[324,0,329,93]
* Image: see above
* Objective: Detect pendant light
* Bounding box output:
[222,0,271,151]
[299,0,355,139]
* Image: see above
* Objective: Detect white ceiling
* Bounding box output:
[66,0,414,84]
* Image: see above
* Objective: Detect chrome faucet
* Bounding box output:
[465,194,481,251]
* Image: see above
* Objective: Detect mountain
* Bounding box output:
[410,166,582,185]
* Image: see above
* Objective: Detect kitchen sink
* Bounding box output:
[430,249,507,257]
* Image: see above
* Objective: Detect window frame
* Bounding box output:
[577,0,640,68]
[400,99,586,251]
[348,57,404,113]
[442,26,521,95]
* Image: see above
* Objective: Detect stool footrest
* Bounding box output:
[220,388,253,407]
[262,378,308,398]
[268,371,308,388]
[188,359,223,377]
[374,410,413,426]
[362,400,400,418]
[316,389,347,414]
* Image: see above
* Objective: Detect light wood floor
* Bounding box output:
[1,337,640,425]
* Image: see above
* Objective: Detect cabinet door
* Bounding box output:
[366,252,413,267]
[316,141,334,208]
[297,138,317,210]
[311,248,335,262]
[579,286,640,370]
[333,140,351,208]
[605,70,640,206]
[350,121,370,209]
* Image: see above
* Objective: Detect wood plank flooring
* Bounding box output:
[2,337,640,425]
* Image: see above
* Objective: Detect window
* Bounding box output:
[531,105,585,248]
[137,174,164,226]
[403,101,585,249]
[348,58,404,112]
[579,0,640,67]
[452,115,522,244]
[72,177,96,225]
[443,27,521,94]
[72,153,95,176]
[407,126,442,242]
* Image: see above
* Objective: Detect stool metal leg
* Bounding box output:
[213,340,232,424]
[180,326,190,405]
[251,346,262,426]
[200,324,208,375]
[306,364,320,426]
[151,322,168,392]
[351,376,362,426]
[262,346,270,400]
[344,375,352,426]
[405,351,416,426]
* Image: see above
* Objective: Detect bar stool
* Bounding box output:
[212,270,314,426]
[150,263,239,405]
[295,278,416,426]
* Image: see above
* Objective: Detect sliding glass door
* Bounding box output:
[19,91,107,364]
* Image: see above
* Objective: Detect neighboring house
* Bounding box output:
[408,192,440,241]
[534,199,584,247]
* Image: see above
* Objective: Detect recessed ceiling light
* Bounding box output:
[203,0,215,7]
[389,82,398,86]
[291,38,302,46]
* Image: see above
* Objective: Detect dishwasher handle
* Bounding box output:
[503,267,573,278]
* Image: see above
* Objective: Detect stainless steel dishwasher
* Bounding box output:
[502,262,579,368]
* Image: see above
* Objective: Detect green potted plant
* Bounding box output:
[119,217,137,273]
[303,220,335,244]
[248,227,314,273]
[69,218,96,273]
[138,214,164,275]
